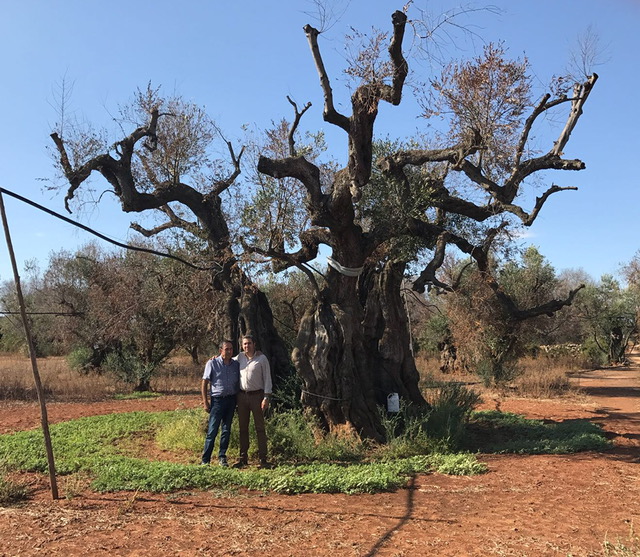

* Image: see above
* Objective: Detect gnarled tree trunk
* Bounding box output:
[293,260,426,441]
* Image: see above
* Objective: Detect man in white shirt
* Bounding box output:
[234,334,272,468]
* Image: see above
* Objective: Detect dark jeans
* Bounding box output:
[201,395,237,463]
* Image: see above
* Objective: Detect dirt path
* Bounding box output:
[0,362,638,556]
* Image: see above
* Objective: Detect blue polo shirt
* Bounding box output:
[202,356,240,397]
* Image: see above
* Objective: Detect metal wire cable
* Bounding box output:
[0,186,218,271]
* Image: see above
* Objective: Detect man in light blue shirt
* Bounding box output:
[200,339,240,466]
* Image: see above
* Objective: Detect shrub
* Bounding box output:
[0,474,27,506]
[376,382,482,456]
[66,346,95,373]
[424,382,483,448]
[477,358,521,386]
[581,338,608,368]
[103,349,155,390]
[267,409,365,463]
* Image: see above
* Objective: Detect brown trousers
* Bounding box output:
[237,389,267,461]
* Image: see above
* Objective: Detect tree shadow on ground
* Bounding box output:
[580,385,640,398]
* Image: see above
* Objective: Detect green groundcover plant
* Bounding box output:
[0,409,484,495]
[0,407,610,497]
[464,410,612,454]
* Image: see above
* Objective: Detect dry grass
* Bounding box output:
[0,353,201,402]
[0,350,585,403]
[511,356,579,398]
[415,353,583,399]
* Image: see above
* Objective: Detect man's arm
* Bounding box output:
[201,379,210,412]
[261,356,272,412]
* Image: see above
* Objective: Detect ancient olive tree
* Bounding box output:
[255,11,595,438]
[50,9,597,440]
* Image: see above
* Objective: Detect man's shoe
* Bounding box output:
[258,460,272,470]
[199,461,209,466]
[218,456,228,467]
[232,459,247,469]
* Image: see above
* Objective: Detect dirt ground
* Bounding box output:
[0,359,638,557]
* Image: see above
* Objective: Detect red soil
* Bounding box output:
[0,361,638,556]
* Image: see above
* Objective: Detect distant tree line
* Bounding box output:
[1,244,639,392]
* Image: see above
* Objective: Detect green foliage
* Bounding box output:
[574,275,639,364]
[416,312,450,355]
[103,349,156,390]
[155,408,207,453]
[358,139,438,262]
[377,382,482,457]
[464,410,611,454]
[66,346,94,373]
[424,453,488,476]
[0,316,25,354]
[270,368,303,412]
[499,247,558,308]
[267,409,365,463]
[0,409,489,496]
[581,338,609,368]
[113,391,162,400]
[477,358,521,387]
[424,382,483,447]
[0,405,610,496]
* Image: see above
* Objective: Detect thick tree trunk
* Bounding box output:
[609,327,625,364]
[186,345,199,365]
[238,281,293,384]
[293,261,426,441]
[293,299,382,440]
[213,266,291,385]
[361,261,425,405]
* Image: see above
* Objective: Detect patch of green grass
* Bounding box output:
[113,391,162,400]
[155,408,206,453]
[267,409,365,463]
[2,406,607,496]
[0,409,486,496]
[465,410,612,454]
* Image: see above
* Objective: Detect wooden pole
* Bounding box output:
[0,191,59,500]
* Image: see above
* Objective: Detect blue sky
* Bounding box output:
[0,0,638,283]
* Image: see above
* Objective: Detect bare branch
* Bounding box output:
[257,154,325,215]
[500,184,578,226]
[130,205,199,237]
[240,234,324,298]
[551,73,598,156]
[50,132,116,213]
[303,24,350,132]
[211,138,244,196]
[381,10,409,106]
[412,232,454,293]
[286,96,312,157]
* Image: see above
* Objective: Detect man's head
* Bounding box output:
[241,335,256,356]
[219,339,234,361]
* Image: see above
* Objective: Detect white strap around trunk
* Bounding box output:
[327,256,364,277]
